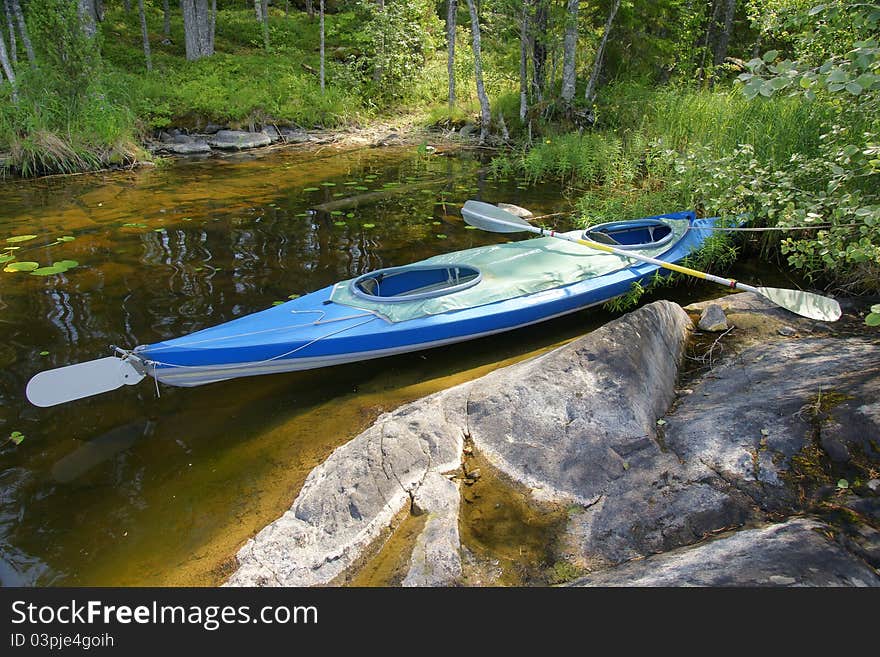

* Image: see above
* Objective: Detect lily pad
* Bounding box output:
[30,260,78,276]
[39,351,49,356]
[362,223,376,229]
[302,187,320,192]
[321,182,336,187]
[333,221,347,227]
[837,478,849,489]
[271,301,285,306]
[330,210,344,216]
[6,234,37,243]
[288,294,301,300]
[57,236,75,242]
[354,186,369,191]
[465,225,477,230]
[4,261,39,273]
[122,222,148,228]
[0,254,15,264]
[436,234,447,239]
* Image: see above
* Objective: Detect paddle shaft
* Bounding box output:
[510,218,759,293]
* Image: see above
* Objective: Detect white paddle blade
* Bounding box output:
[462,200,533,233]
[758,286,842,322]
[26,357,146,407]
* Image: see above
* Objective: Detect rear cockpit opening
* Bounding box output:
[351,265,482,302]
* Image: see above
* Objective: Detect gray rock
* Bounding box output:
[868,479,880,493]
[697,303,728,331]
[226,388,468,586]
[164,141,211,155]
[172,134,194,144]
[279,128,312,143]
[206,130,272,151]
[203,123,226,134]
[467,300,692,505]
[403,473,462,587]
[778,325,798,336]
[262,125,283,143]
[570,518,880,586]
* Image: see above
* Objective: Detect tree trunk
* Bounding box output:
[210,0,216,52]
[560,0,578,103]
[519,0,528,121]
[447,0,456,111]
[583,0,620,105]
[306,0,313,19]
[163,0,171,39]
[319,0,324,92]
[137,0,152,71]
[255,0,269,51]
[0,22,16,101]
[77,0,97,38]
[713,0,736,66]
[3,0,16,63]
[698,0,721,84]
[95,0,104,21]
[10,0,34,67]
[123,0,131,11]
[180,0,213,60]
[531,0,547,101]
[465,0,491,143]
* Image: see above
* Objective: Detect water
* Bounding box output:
[0,146,797,586]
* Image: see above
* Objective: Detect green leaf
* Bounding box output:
[762,50,779,63]
[39,351,49,356]
[321,182,336,187]
[436,234,447,239]
[4,261,39,272]
[0,254,15,264]
[333,221,347,226]
[57,236,75,242]
[799,75,813,89]
[871,304,880,314]
[302,187,319,192]
[271,301,285,306]
[6,235,37,243]
[845,81,863,95]
[362,223,376,229]
[837,478,849,489]
[9,431,25,445]
[866,313,880,326]
[288,294,301,300]
[30,265,66,276]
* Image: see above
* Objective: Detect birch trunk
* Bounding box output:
[519,0,528,121]
[3,0,16,63]
[137,0,152,71]
[583,0,621,105]
[10,0,34,67]
[560,0,578,103]
[180,0,214,60]
[319,0,325,92]
[465,0,491,143]
[698,0,721,84]
[713,0,736,66]
[163,0,171,39]
[0,20,16,101]
[531,0,547,101]
[260,0,269,51]
[447,0,456,110]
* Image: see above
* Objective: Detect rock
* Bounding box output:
[226,388,468,587]
[778,325,798,336]
[206,130,272,151]
[868,479,880,493]
[163,141,211,155]
[403,473,462,587]
[697,303,728,331]
[203,123,226,135]
[172,134,193,144]
[262,125,283,143]
[497,203,533,219]
[664,338,880,504]
[279,128,312,143]
[467,300,692,505]
[569,518,880,586]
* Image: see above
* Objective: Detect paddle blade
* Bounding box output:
[26,357,146,407]
[462,200,534,233]
[758,286,842,322]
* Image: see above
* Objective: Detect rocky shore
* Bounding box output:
[226,292,880,587]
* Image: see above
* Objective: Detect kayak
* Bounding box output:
[26,207,718,406]
[132,208,715,386]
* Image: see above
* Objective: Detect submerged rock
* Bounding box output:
[403,473,462,587]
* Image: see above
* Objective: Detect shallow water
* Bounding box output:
[0,145,800,586]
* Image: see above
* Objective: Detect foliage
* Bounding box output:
[866,304,880,326]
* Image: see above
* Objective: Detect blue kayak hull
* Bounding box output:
[135,212,717,387]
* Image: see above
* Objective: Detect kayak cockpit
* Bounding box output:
[584,219,675,250]
[351,265,482,302]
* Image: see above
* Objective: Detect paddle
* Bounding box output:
[26,355,146,407]
[461,200,842,322]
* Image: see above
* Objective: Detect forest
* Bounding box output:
[0,0,878,291]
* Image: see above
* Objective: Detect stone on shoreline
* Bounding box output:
[697,303,728,331]
[206,130,272,151]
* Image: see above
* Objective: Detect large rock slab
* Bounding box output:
[402,473,462,587]
[467,300,693,504]
[226,388,468,586]
[206,130,272,151]
[570,518,880,586]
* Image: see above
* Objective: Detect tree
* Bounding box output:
[319,0,324,92]
[465,0,491,142]
[180,0,213,60]
[530,0,547,102]
[561,0,578,102]
[77,0,98,38]
[163,0,171,40]
[3,0,16,63]
[137,0,152,71]
[9,0,34,67]
[255,0,269,51]
[583,0,621,105]
[0,18,16,101]
[713,0,736,66]
[519,0,528,121]
[447,0,456,110]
